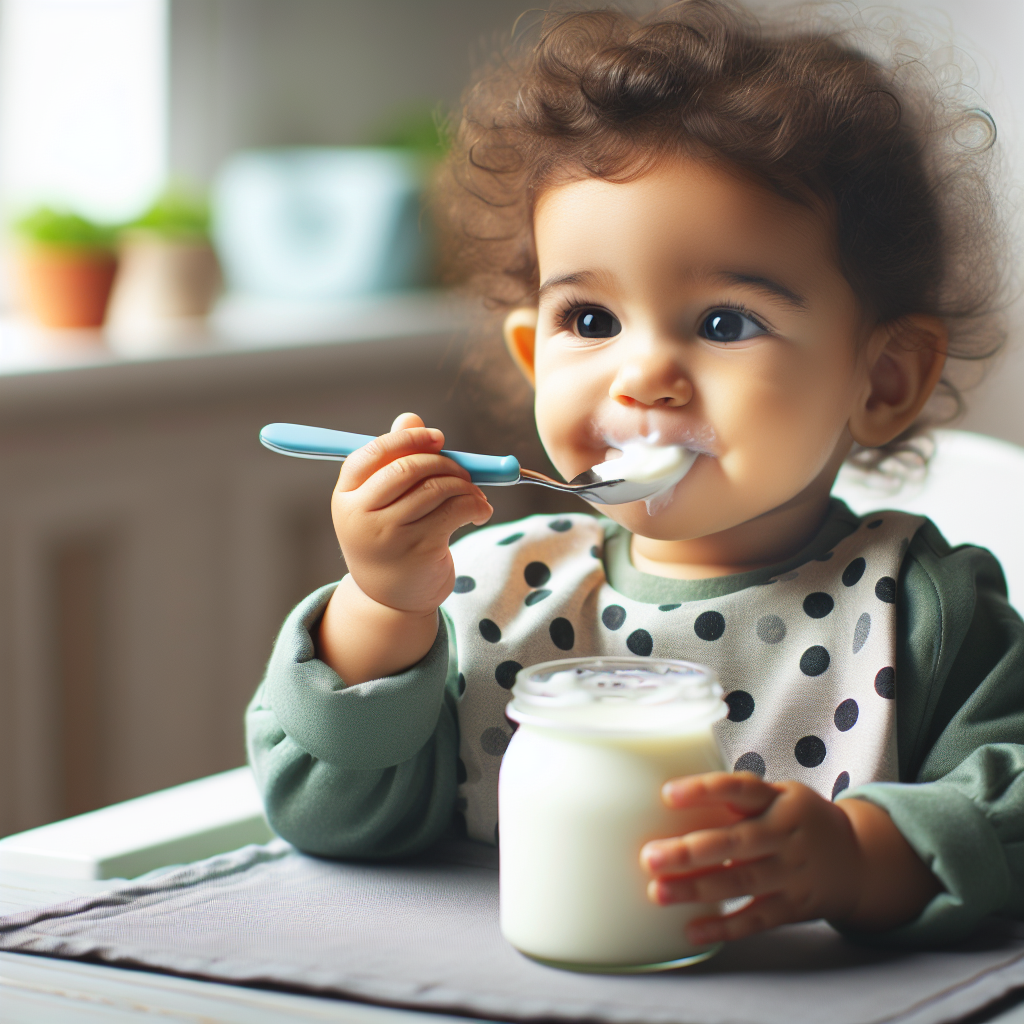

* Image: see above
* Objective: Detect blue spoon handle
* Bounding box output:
[259,422,521,485]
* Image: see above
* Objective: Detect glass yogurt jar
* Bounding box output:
[499,657,729,973]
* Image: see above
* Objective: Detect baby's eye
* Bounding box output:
[700,309,767,343]
[574,307,621,339]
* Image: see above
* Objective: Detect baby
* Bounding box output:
[248,1,1023,947]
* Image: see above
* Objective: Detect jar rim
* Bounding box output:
[507,657,726,736]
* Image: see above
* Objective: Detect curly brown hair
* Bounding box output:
[436,0,1011,472]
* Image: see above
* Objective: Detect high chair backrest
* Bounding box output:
[833,430,1024,611]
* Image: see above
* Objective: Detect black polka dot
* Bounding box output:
[852,612,871,654]
[817,551,834,562]
[524,561,551,587]
[795,735,827,768]
[626,629,653,656]
[799,645,830,676]
[456,758,467,784]
[524,589,551,606]
[659,603,681,611]
[725,690,755,722]
[495,660,522,689]
[734,752,766,777]
[832,771,850,800]
[497,532,523,546]
[549,617,575,650]
[479,619,501,643]
[694,611,726,641]
[803,592,834,618]
[457,673,466,697]
[834,698,859,732]
[481,727,510,757]
[875,577,896,603]
[601,605,626,630]
[549,519,572,532]
[842,557,866,587]
[756,614,786,644]
[867,518,883,529]
[874,666,896,699]
[590,545,601,558]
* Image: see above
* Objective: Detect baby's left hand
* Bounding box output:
[640,772,863,945]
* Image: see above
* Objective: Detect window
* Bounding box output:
[0,0,168,224]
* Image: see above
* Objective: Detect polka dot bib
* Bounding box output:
[442,511,924,845]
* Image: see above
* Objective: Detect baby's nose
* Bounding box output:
[609,352,693,408]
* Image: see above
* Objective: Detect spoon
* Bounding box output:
[259,422,691,506]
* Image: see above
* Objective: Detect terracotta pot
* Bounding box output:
[16,246,118,329]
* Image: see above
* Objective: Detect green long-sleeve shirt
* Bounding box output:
[246,501,1024,945]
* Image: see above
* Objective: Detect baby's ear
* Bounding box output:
[503,307,538,386]
[849,315,948,449]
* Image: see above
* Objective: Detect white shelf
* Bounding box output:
[0,290,469,418]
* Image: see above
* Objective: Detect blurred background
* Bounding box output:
[0,0,1019,839]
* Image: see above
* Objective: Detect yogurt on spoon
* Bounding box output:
[589,438,699,513]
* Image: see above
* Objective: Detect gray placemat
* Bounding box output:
[1,839,1021,1024]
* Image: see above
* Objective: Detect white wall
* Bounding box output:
[168,0,530,182]
[892,0,1024,449]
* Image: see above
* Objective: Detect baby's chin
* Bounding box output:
[594,496,709,541]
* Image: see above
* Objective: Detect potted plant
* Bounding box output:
[106,187,222,354]
[12,208,118,331]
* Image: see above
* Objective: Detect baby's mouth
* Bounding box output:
[599,426,717,461]
[585,421,716,515]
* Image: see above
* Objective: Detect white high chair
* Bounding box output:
[0,429,1021,888]
[1,429,1021,886]
[833,429,1024,609]
[1,430,1023,1022]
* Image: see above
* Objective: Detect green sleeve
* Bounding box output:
[245,584,461,861]
[839,522,1024,945]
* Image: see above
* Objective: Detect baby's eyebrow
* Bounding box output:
[537,270,602,302]
[716,271,807,310]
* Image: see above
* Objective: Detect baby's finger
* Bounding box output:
[662,771,781,815]
[355,452,475,512]
[641,816,783,874]
[686,893,794,945]
[647,856,786,905]
[391,411,425,432]
[384,470,492,527]
[338,429,448,491]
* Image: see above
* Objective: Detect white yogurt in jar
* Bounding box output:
[499,657,729,972]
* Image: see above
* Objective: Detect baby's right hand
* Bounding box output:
[331,412,493,616]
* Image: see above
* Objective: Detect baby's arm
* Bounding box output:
[246,588,463,859]
[643,526,1024,944]
[640,773,940,944]
[317,412,492,684]
[245,412,490,858]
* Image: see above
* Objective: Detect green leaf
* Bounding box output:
[12,207,117,250]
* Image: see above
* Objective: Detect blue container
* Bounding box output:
[212,148,432,299]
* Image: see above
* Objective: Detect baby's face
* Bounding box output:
[531,155,872,543]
